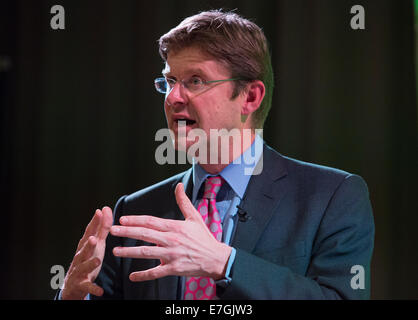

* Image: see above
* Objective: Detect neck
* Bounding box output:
[198,129,257,174]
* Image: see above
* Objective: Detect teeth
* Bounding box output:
[176,119,195,124]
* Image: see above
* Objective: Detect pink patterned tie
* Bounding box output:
[184,176,224,300]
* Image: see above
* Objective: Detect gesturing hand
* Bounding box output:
[110,183,232,282]
[61,207,113,300]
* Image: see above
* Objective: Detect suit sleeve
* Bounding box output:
[90,195,126,300]
[218,174,375,299]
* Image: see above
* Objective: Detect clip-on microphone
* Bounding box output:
[236,205,250,222]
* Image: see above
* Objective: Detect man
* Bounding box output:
[59,10,374,300]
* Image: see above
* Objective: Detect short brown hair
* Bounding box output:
[158,9,274,128]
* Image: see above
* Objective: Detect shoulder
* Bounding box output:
[113,169,190,216]
[263,143,370,197]
[263,144,374,242]
[125,171,186,203]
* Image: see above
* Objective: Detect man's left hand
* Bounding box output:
[109,183,232,282]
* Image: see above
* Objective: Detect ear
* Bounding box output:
[241,80,266,120]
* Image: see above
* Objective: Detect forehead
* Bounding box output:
[162,47,230,78]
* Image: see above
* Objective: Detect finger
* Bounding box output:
[129,264,172,282]
[113,245,168,260]
[74,236,97,265]
[76,256,101,276]
[119,215,179,232]
[110,226,168,246]
[97,206,113,240]
[78,209,102,250]
[175,183,200,221]
[79,280,104,297]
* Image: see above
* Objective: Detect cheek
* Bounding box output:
[200,104,221,126]
[214,101,241,126]
[193,92,241,128]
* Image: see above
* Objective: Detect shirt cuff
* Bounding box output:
[56,290,91,300]
[215,247,236,288]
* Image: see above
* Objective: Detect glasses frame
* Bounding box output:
[154,76,243,95]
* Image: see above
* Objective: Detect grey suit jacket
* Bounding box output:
[92,143,375,300]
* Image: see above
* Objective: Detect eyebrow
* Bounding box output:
[162,67,207,78]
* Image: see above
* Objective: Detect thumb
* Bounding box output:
[97,206,113,240]
[175,183,199,221]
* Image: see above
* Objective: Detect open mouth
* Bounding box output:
[176,119,196,126]
[174,118,197,127]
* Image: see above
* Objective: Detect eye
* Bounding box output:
[186,76,204,90]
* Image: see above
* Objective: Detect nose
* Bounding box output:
[165,82,188,108]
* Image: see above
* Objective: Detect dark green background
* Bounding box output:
[0,0,417,299]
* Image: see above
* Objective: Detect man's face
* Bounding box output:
[162,46,246,152]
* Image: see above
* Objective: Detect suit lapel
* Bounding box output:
[231,144,288,253]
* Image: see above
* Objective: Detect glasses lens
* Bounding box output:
[154,78,167,94]
[184,76,204,93]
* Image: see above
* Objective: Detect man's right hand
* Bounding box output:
[61,207,113,300]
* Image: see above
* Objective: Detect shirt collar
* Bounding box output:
[192,134,264,202]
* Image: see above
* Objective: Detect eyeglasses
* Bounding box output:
[154,76,242,95]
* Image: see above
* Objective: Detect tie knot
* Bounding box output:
[203,176,224,199]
